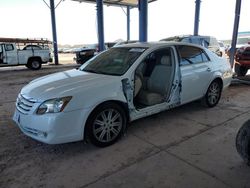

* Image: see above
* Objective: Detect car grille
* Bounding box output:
[16,94,36,114]
[21,125,39,136]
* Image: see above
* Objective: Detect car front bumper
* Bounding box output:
[13,107,91,144]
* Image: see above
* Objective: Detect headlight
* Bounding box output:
[36,96,72,115]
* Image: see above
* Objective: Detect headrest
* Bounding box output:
[160,56,171,66]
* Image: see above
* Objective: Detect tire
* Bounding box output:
[203,80,222,107]
[236,120,250,166]
[86,102,127,147]
[28,59,41,70]
[235,63,248,77]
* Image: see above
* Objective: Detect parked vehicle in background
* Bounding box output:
[113,40,138,47]
[13,42,232,147]
[225,31,250,57]
[75,48,96,64]
[74,44,98,64]
[75,43,116,64]
[160,35,221,56]
[235,45,250,76]
[237,32,250,48]
[0,38,52,70]
[218,41,226,56]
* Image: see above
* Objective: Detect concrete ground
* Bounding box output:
[0,55,250,188]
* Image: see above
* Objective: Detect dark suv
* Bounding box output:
[235,45,250,76]
[160,35,221,56]
[75,43,116,64]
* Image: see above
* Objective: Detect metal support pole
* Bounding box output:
[50,0,59,65]
[96,0,105,51]
[138,0,148,42]
[230,0,242,67]
[127,6,130,41]
[194,0,201,36]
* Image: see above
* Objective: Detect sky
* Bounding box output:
[0,0,249,45]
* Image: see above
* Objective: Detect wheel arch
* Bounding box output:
[211,77,223,89]
[28,56,42,63]
[83,100,129,142]
[202,76,223,97]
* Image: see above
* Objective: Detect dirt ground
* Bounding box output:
[0,61,250,188]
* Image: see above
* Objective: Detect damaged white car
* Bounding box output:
[13,42,232,147]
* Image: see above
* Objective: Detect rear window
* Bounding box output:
[5,44,14,51]
[219,42,224,47]
[177,45,210,66]
[181,38,191,43]
[23,45,42,50]
[209,37,219,46]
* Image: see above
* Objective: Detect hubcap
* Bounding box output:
[93,109,122,143]
[32,61,40,68]
[207,82,220,105]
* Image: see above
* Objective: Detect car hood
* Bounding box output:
[21,69,120,101]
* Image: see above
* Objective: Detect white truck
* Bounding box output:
[0,38,53,70]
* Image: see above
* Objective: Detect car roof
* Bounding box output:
[113,41,206,50]
[160,35,216,41]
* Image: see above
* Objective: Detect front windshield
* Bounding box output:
[80,47,146,76]
[219,42,224,47]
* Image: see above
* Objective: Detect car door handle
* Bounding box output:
[207,68,211,72]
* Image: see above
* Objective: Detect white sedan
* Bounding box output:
[13,42,232,147]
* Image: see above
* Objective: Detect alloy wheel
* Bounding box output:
[93,108,123,143]
[207,82,220,105]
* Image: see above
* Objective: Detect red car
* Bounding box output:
[235,45,250,76]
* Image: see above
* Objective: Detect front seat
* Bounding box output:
[134,74,142,97]
[134,62,146,97]
[137,56,172,106]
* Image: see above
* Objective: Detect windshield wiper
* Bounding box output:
[82,69,100,74]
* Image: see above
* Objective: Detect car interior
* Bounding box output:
[133,48,174,109]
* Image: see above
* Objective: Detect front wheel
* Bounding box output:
[236,120,250,166]
[203,80,222,107]
[86,102,127,147]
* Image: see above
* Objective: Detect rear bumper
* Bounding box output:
[41,57,53,64]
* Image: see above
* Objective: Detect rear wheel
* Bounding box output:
[203,80,222,107]
[86,102,127,147]
[236,120,250,166]
[28,59,41,70]
[235,63,248,77]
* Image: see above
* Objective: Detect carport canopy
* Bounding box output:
[70,0,154,51]
[71,0,156,7]
[48,0,240,68]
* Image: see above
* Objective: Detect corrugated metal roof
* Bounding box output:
[71,0,156,7]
